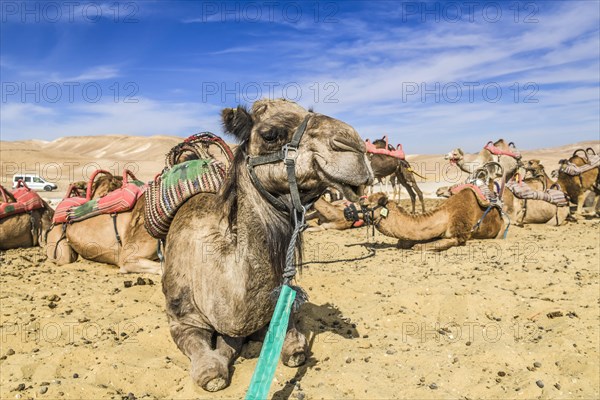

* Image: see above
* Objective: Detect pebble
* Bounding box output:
[536,380,544,388]
[48,294,60,302]
[385,348,396,355]
[533,361,542,368]
[39,386,48,395]
[15,383,25,391]
[345,357,352,364]
[6,348,15,356]
[72,373,79,378]
[126,393,136,400]
[124,281,133,288]
[48,302,57,309]
[295,393,305,400]
[498,371,506,377]
[429,383,438,390]
[466,341,472,346]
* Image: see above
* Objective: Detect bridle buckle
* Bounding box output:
[282,144,299,164]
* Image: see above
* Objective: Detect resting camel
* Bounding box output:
[368,137,425,213]
[306,198,358,231]
[0,185,54,250]
[366,186,504,250]
[162,99,373,391]
[554,150,599,216]
[45,173,160,274]
[503,160,570,226]
[445,139,521,182]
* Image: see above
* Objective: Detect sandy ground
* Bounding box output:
[1,197,599,400]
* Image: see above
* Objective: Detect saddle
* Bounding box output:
[450,183,498,208]
[143,133,234,239]
[0,181,45,219]
[483,141,521,160]
[365,136,406,160]
[559,149,600,176]
[506,180,568,207]
[53,169,145,224]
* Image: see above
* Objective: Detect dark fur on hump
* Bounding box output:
[219,105,302,278]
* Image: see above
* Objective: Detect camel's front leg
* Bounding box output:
[281,317,308,367]
[45,225,78,265]
[169,320,231,392]
[425,237,461,251]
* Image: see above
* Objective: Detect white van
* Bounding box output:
[12,174,58,191]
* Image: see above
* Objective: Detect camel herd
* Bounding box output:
[1,99,599,392]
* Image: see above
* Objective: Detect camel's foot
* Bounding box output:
[281,329,307,367]
[396,240,416,250]
[190,353,230,392]
[118,259,162,275]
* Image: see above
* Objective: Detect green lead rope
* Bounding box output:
[245,285,297,400]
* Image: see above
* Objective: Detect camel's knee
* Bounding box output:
[281,327,308,367]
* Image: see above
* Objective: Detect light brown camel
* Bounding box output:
[368,137,425,213]
[502,160,570,226]
[0,185,54,250]
[306,198,358,231]
[45,173,160,274]
[366,188,504,250]
[445,139,521,182]
[162,99,373,392]
[554,151,600,216]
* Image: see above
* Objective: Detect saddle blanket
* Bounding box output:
[559,155,600,176]
[484,141,521,159]
[507,181,568,206]
[450,183,498,208]
[0,182,45,220]
[144,158,227,239]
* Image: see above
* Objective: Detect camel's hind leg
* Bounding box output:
[45,225,78,265]
[426,237,461,251]
[281,318,308,367]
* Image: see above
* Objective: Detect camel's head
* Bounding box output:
[222,98,373,202]
[445,148,464,165]
[524,159,545,179]
[436,186,452,198]
[359,192,391,220]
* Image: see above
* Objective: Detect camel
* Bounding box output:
[502,160,571,226]
[553,150,600,216]
[368,137,425,213]
[0,185,54,250]
[162,99,373,392]
[366,184,504,250]
[45,173,160,274]
[445,139,521,182]
[306,198,360,231]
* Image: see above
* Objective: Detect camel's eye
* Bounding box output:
[260,128,285,143]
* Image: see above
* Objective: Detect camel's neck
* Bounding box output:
[376,202,449,241]
[457,150,491,174]
[232,164,294,282]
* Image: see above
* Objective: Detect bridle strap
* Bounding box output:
[246,114,311,214]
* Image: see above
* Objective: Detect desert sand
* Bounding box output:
[1,137,599,399]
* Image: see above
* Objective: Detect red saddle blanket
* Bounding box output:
[365,138,405,159]
[0,181,45,219]
[484,141,521,159]
[450,183,497,208]
[53,169,146,224]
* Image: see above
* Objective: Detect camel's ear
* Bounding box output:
[222,106,252,141]
[457,148,464,156]
[378,196,388,207]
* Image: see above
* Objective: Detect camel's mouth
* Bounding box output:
[339,184,362,202]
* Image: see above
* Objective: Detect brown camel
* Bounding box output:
[306,198,358,231]
[45,173,160,274]
[368,137,425,213]
[554,151,599,215]
[366,188,504,250]
[0,185,54,250]
[162,99,373,391]
[445,139,521,182]
[502,160,571,226]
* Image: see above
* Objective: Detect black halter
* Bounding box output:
[246,114,311,218]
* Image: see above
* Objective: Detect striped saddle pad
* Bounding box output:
[0,182,44,220]
[144,158,227,239]
[450,183,498,208]
[559,155,600,176]
[507,181,568,206]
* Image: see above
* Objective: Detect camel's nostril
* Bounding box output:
[330,137,364,153]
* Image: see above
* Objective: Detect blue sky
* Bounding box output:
[1,0,599,153]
